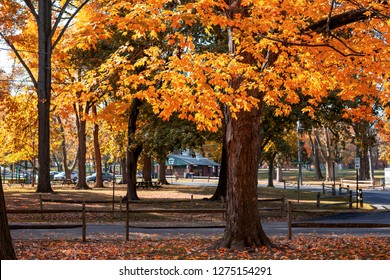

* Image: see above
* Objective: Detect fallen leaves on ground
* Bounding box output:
[13,235,390,260]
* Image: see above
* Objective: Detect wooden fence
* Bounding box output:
[8,195,286,241]
[8,203,87,242]
[287,201,390,240]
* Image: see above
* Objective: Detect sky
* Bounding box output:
[0,43,13,74]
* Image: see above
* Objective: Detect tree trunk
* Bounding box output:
[218,106,272,249]
[276,163,283,183]
[120,156,128,184]
[369,147,375,183]
[0,174,17,260]
[92,105,104,188]
[36,0,53,193]
[267,154,276,187]
[126,145,143,200]
[57,115,78,180]
[125,98,142,200]
[310,133,324,180]
[142,154,152,182]
[157,159,169,185]
[314,129,333,182]
[75,105,90,190]
[209,122,228,201]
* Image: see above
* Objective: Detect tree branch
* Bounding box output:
[0,32,38,89]
[22,0,39,22]
[305,3,389,34]
[52,0,91,50]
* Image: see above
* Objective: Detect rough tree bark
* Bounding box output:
[267,153,277,188]
[0,174,17,260]
[218,104,272,248]
[36,0,53,193]
[74,102,90,189]
[92,105,104,188]
[209,122,228,201]
[125,98,143,200]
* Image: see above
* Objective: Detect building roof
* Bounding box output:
[167,154,220,167]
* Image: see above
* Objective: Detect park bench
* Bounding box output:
[8,205,87,242]
[136,180,161,189]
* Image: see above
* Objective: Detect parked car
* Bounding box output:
[53,171,78,182]
[50,171,60,180]
[86,172,114,182]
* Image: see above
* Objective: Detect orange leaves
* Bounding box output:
[13,236,390,260]
[55,0,390,135]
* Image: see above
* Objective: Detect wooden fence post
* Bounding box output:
[287,201,292,240]
[82,201,86,242]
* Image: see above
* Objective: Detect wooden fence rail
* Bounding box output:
[8,196,286,242]
[8,202,87,242]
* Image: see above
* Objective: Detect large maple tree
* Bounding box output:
[101,0,389,248]
[2,0,389,250]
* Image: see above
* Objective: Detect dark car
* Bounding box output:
[86,172,113,182]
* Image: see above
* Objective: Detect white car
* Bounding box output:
[53,171,78,182]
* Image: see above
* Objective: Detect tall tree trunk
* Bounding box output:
[209,121,227,201]
[126,145,143,200]
[267,153,276,187]
[36,0,53,193]
[315,128,333,182]
[0,174,17,260]
[92,105,104,188]
[215,2,273,248]
[125,98,142,200]
[309,133,324,180]
[75,104,90,190]
[56,115,78,179]
[218,106,272,248]
[369,146,375,183]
